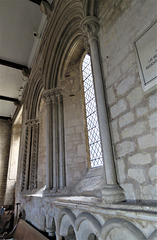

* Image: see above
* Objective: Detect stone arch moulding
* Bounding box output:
[21,68,43,192]
[41,0,84,89]
[75,212,102,238]
[147,230,157,240]
[26,69,43,120]
[57,208,76,237]
[101,218,146,240]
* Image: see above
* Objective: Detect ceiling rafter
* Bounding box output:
[0,96,20,105]
[0,59,28,71]
[29,0,42,6]
[0,116,11,121]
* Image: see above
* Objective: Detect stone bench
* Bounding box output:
[0,218,48,240]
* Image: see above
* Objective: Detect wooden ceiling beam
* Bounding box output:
[0,59,28,71]
[0,95,20,105]
[0,116,11,121]
[29,0,42,6]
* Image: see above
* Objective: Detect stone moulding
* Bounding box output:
[21,118,40,191]
[101,218,146,240]
[42,88,65,193]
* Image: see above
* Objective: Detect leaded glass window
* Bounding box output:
[82,54,103,168]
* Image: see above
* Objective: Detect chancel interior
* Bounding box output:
[0,0,157,239]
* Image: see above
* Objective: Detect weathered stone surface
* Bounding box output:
[116,158,125,183]
[110,99,127,119]
[141,183,157,200]
[106,227,135,240]
[149,93,157,109]
[106,66,121,88]
[77,144,87,157]
[121,183,136,200]
[111,119,119,143]
[116,73,135,96]
[116,141,136,157]
[138,131,157,149]
[149,112,157,129]
[136,107,148,118]
[107,86,116,105]
[149,165,157,182]
[128,168,145,183]
[128,153,152,165]
[120,52,135,74]
[127,87,143,108]
[121,122,146,138]
[119,112,134,128]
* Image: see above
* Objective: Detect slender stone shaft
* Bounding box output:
[81,16,125,203]
[52,94,58,190]
[45,95,53,190]
[58,93,65,189]
[29,123,35,189]
[24,123,31,190]
[89,36,117,185]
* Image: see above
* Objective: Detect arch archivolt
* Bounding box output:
[40,0,100,89]
[55,208,150,240]
[25,68,43,120]
[147,230,157,240]
[57,208,76,237]
[41,1,85,89]
[101,218,147,240]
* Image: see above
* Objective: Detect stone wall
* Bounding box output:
[14,0,157,239]
[98,0,157,200]
[19,196,157,240]
[59,61,88,189]
[4,124,21,205]
[0,119,11,205]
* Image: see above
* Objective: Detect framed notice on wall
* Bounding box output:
[135,20,157,92]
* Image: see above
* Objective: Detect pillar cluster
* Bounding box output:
[42,88,65,194]
[22,119,40,191]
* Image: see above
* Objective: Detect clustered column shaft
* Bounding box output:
[42,88,65,193]
[22,119,40,191]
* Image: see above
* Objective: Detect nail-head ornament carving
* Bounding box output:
[80,16,100,41]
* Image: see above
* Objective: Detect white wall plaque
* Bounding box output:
[135,20,157,92]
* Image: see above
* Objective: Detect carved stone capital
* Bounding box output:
[80,16,100,41]
[42,90,52,104]
[42,88,62,103]
[25,118,40,126]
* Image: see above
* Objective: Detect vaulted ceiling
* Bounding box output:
[0,0,50,121]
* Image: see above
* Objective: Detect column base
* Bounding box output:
[45,227,55,237]
[101,185,126,204]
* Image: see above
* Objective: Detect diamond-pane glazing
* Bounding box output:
[82,54,103,168]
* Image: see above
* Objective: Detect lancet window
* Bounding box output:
[82,54,103,168]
